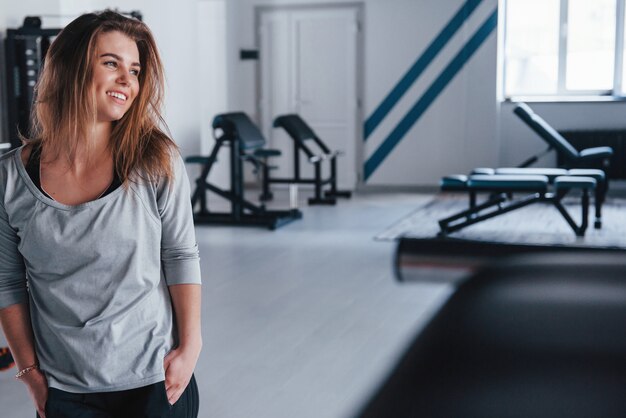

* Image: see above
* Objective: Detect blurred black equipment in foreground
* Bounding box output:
[358,238,626,418]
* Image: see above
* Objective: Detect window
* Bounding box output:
[503,0,625,99]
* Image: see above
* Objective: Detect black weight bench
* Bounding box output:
[186,112,302,230]
[439,174,596,236]
[261,114,352,205]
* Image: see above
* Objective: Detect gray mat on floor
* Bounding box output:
[376,193,626,248]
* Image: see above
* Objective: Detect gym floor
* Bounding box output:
[0,190,451,418]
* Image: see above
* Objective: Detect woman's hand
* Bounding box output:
[163,342,201,405]
[1,304,47,416]
[21,368,48,418]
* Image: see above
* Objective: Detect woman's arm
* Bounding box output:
[158,153,203,404]
[0,302,48,418]
[163,283,202,405]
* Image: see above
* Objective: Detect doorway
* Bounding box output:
[257,4,363,190]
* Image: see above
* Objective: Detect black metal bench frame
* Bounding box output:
[439,175,596,237]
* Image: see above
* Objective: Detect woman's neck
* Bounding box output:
[45,122,114,173]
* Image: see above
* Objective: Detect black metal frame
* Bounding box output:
[188,112,302,230]
[262,114,352,205]
[439,187,591,237]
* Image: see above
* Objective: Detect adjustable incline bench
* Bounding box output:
[261,114,352,205]
[186,112,302,230]
[514,102,613,174]
[439,173,597,236]
[435,103,614,237]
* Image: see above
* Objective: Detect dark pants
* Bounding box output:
[38,375,199,418]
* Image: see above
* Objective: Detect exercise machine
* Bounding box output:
[186,112,302,230]
[261,114,351,205]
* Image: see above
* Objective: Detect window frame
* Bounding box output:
[502,0,626,100]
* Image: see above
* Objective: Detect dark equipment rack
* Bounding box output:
[4,17,61,149]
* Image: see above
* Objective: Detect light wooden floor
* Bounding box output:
[0,191,451,418]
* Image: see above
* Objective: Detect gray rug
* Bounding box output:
[376,193,626,248]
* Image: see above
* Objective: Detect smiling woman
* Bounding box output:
[0,10,202,418]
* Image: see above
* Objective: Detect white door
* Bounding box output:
[259,6,361,189]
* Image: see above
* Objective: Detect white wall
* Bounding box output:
[363,0,498,186]
[4,1,626,186]
[227,0,500,187]
[196,0,231,187]
[2,1,62,28]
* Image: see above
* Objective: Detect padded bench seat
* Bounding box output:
[473,167,568,179]
[444,174,597,192]
[476,167,605,184]
[467,174,550,192]
[554,175,596,191]
[442,174,553,192]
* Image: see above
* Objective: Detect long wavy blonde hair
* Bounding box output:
[27,10,176,183]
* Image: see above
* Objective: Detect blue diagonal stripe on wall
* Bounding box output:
[364,9,498,181]
[364,0,484,140]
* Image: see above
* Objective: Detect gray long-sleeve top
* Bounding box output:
[0,146,201,393]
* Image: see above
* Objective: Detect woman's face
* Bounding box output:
[91,31,141,124]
